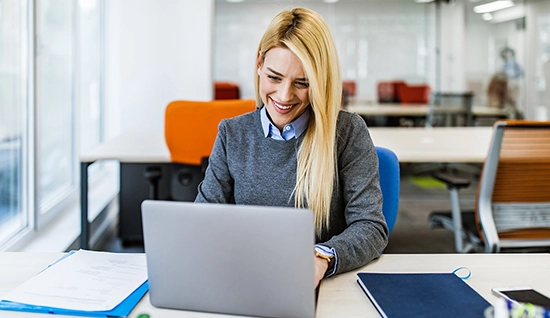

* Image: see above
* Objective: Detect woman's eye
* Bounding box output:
[296,82,309,88]
[267,75,281,82]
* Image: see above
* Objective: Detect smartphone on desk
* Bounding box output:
[492,286,550,309]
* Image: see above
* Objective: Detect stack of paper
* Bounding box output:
[0,250,148,317]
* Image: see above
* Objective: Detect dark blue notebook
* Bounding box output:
[357,272,491,318]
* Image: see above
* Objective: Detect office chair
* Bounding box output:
[417,91,480,175]
[429,120,550,253]
[376,146,400,235]
[163,99,257,201]
[213,82,240,100]
[426,92,474,127]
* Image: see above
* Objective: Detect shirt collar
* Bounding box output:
[260,105,310,140]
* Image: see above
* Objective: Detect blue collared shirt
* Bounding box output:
[260,106,310,140]
[259,105,338,277]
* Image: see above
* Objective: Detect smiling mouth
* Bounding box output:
[271,98,295,110]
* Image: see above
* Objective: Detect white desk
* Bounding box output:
[346,103,508,118]
[80,130,170,163]
[82,127,494,164]
[317,253,550,317]
[79,130,170,249]
[3,252,550,317]
[78,127,494,249]
[369,126,493,163]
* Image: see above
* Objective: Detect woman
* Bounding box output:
[196,7,388,288]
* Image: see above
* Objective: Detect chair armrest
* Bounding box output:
[432,171,471,190]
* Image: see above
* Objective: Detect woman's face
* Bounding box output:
[257,47,310,131]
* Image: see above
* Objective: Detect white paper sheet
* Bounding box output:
[2,250,147,312]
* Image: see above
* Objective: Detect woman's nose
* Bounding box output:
[278,82,294,102]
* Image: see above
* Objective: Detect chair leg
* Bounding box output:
[449,188,466,253]
[144,166,162,200]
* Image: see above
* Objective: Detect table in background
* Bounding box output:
[369,126,493,163]
[79,126,493,249]
[3,252,550,317]
[79,130,170,249]
[346,103,508,127]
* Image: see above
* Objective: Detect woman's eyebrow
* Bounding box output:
[266,67,284,77]
[266,67,308,82]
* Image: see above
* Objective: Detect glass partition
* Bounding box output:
[464,0,527,122]
[214,0,434,102]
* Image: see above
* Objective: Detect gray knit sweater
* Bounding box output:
[195,108,388,274]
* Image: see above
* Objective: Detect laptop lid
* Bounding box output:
[141,200,315,318]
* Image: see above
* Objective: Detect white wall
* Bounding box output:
[104,0,214,137]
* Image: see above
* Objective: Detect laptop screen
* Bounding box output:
[141,200,316,318]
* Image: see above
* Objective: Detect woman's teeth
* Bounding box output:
[273,100,293,110]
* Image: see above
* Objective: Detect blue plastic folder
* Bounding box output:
[0,251,149,317]
[357,272,491,318]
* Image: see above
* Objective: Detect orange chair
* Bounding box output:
[163,99,256,200]
[429,120,550,252]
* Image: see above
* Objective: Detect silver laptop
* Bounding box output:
[141,200,315,318]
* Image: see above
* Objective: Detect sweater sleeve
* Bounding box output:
[195,120,234,204]
[323,112,389,274]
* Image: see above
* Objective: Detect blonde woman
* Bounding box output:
[196,7,388,288]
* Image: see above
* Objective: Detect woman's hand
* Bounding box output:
[314,256,329,288]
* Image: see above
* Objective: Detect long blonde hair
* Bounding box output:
[254,8,342,235]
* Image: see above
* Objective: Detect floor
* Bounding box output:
[98,163,481,254]
[384,163,478,254]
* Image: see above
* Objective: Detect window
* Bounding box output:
[0,0,105,249]
[0,0,30,247]
[36,0,76,224]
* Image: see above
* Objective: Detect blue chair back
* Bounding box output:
[376,146,400,234]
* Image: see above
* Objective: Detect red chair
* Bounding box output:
[396,84,431,104]
[214,82,240,100]
[377,81,405,103]
[342,81,357,97]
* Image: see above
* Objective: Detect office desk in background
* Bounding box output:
[346,103,509,118]
[79,131,170,249]
[369,126,493,163]
[3,252,550,317]
[79,126,493,249]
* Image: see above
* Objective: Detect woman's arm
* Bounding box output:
[323,112,389,274]
[195,120,234,203]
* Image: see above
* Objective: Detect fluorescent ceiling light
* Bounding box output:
[323,0,339,3]
[415,0,435,3]
[226,0,245,2]
[481,13,493,20]
[473,1,514,13]
[490,4,525,23]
